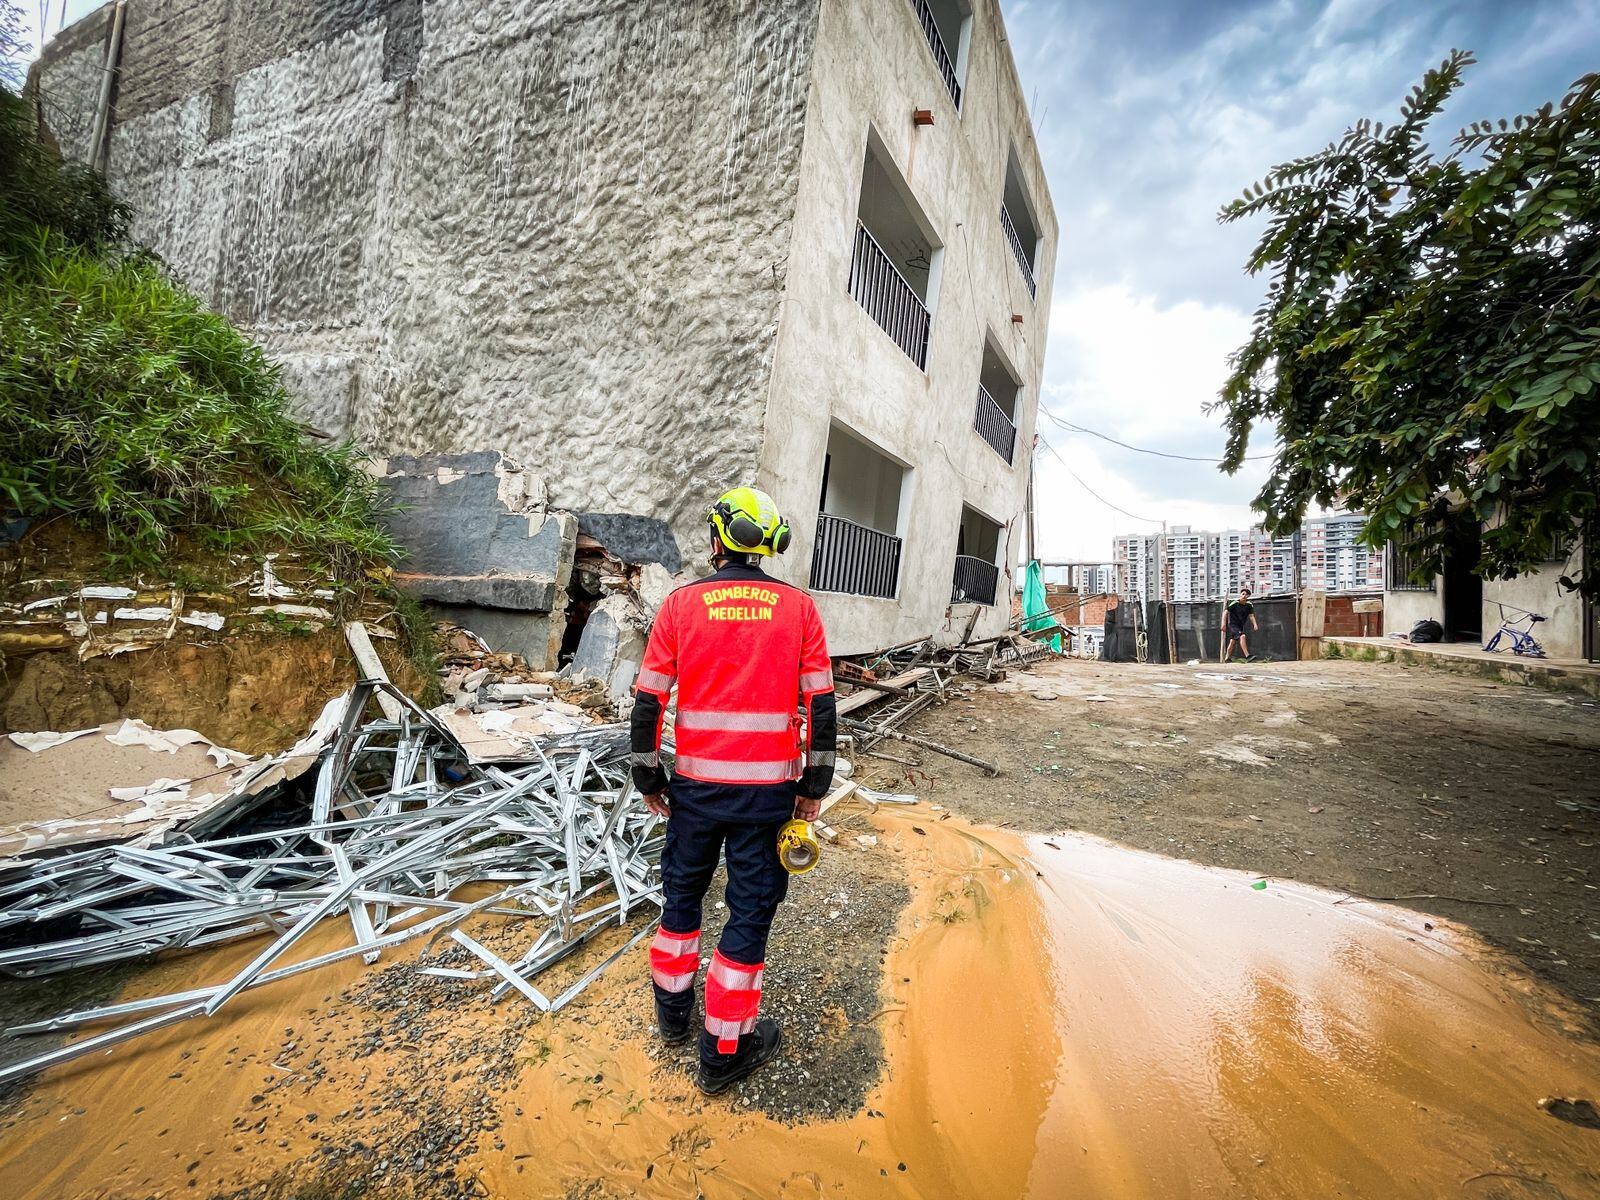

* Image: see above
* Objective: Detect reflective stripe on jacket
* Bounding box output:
[635,563,833,786]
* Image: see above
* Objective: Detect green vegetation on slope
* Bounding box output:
[0,84,394,571]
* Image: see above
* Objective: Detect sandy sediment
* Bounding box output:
[1,805,1598,1199]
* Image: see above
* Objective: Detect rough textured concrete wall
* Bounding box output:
[34,0,819,565]
[756,0,1058,656]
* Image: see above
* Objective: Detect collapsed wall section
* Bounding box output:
[32,0,821,567]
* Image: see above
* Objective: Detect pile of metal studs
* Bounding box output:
[0,681,663,1085]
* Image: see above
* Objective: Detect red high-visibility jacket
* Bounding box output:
[635,563,833,786]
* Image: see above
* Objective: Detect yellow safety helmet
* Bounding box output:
[709,486,791,557]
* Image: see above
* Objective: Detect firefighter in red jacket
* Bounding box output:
[632,486,837,1095]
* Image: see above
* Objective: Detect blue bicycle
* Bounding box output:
[1483,603,1547,658]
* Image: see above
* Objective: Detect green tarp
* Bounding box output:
[1021,560,1063,654]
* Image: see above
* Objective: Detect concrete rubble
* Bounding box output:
[380,451,577,671]
[0,680,665,1086]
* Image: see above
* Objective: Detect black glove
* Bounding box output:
[632,763,669,795]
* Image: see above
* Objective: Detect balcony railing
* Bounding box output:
[849,222,931,370]
[951,554,1000,605]
[907,0,962,108]
[1000,204,1037,298]
[811,512,902,600]
[974,384,1016,463]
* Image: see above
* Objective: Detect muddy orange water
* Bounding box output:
[2,809,1597,1198]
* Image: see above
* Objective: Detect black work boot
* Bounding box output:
[656,1000,694,1045]
[696,1018,782,1095]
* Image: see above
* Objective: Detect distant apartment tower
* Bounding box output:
[1244,531,1299,595]
[1159,526,1212,601]
[1303,514,1384,593]
[1113,534,1161,601]
[33,0,1055,657]
[1038,561,1121,594]
[1211,530,1242,597]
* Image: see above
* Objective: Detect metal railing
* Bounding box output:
[1000,204,1037,298]
[849,222,931,370]
[974,384,1016,463]
[907,0,962,108]
[811,512,902,600]
[951,554,1000,605]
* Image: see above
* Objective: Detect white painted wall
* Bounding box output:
[756,0,1056,655]
[1382,584,1442,636]
[821,425,904,535]
[1484,562,1587,660]
[1385,540,1588,660]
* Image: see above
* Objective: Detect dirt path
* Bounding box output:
[3,656,1599,1198]
[893,657,1600,1024]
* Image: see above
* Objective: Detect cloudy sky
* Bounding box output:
[13,1,1600,565]
[1002,0,1600,561]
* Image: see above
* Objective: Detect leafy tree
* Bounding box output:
[1215,51,1600,594]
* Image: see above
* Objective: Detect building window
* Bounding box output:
[1387,532,1435,591]
[849,133,941,369]
[952,504,1003,605]
[974,339,1020,464]
[1000,150,1041,299]
[905,0,972,110]
[812,425,907,601]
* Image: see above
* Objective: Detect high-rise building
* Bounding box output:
[1303,514,1384,593]
[1119,517,1381,602]
[1159,526,1213,601]
[1112,535,1161,601]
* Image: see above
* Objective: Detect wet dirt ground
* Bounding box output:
[1,657,1598,1198]
[901,657,1600,1025]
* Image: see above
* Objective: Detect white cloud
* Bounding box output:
[1044,281,1251,445]
[1027,278,1272,560]
[1031,436,1271,563]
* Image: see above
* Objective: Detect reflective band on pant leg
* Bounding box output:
[648,927,701,994]
[704,949,764,1053]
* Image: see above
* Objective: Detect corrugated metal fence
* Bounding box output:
[1103,597,1299,662]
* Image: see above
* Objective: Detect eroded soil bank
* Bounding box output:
[1,804,1597,1198]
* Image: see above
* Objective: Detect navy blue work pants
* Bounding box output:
[653,778,793,1018]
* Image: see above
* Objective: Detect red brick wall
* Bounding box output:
[1324,594,1382,637]
[1042,587,1118,628]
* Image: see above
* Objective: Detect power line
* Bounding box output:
[1035,435,1164,526]
[1038,406,1274,463]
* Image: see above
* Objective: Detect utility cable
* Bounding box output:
[1035,435,1163,525]
[1038,406,1274,462]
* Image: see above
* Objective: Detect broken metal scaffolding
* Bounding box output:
[0,681,663,1085]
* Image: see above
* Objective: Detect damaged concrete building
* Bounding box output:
[30,0,1057,660]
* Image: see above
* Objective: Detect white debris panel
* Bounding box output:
[0,681,664,1085]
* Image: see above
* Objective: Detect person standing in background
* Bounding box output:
[1222,586,1259,661]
